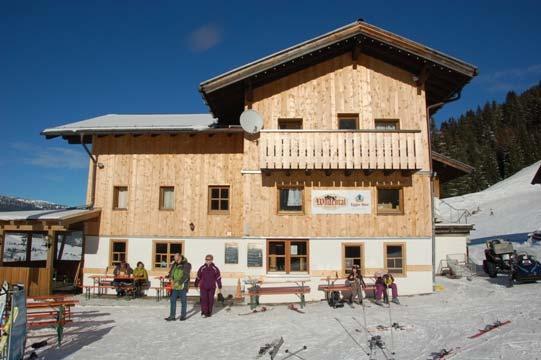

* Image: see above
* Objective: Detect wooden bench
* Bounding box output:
[247,282,310,310]
[318,276,378,302]
[27,298,79,329]
[83,284,137,300]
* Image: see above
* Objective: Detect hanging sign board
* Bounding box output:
[311,190,372,215]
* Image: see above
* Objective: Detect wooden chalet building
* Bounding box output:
[36,20,477,299]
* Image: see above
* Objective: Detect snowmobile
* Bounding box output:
[511,253,541,283]
[482,239,515,278]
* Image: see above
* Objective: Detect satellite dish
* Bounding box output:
[239,109,263,134]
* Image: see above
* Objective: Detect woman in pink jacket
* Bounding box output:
[194,254,222,318]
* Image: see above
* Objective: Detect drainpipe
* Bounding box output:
[426,91,461,284]
[80,134,100,209]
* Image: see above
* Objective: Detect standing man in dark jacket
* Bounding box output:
[194,254,222,318]
[164,253,191,321]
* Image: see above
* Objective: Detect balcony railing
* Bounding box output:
[259,130,425,170]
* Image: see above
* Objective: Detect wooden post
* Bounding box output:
[46,228,56,295]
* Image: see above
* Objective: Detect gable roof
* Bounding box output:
[41,114,241,144]
[200,20,478,125]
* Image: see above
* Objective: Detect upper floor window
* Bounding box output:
[278,186,304,214]
[113,186,128,210]
[159,186,175,210]
[377,187,403,214]
[375,119,400,130]
[208,186,230,214]
[278,118,303,129]
[338,114,359,130]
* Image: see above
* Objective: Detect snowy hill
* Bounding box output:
[440,160,541,241]
[0,194,65,211]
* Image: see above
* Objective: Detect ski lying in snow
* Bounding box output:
[432,348,454,359]
[287,304,305,314]
[368,323,414,332]
[257,338,282,359]
[238,306,272,316]
[468,320,511,339]
[269,337,284,360]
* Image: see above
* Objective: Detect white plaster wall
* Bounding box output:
[83,236,433,299]
[435,234,468,274]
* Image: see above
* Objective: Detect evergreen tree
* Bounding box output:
[435,82,541,197]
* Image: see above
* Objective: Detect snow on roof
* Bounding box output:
[41,114,218,137]
[0,208,99,222]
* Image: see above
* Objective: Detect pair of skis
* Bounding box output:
[432,320,511,359]
[257,337,307,360]
[287,304,305,314]
[238,306,272,316]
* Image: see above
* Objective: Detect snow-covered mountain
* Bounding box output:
[0,194,65,211]
[440,160,541,241]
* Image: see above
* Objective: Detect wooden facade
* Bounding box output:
[89,133,244,237]
[86,52,433,240]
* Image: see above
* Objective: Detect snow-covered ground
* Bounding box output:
[440,160,541,242]
[27,276,541,360]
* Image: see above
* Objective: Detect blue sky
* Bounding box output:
[1,0,540,206]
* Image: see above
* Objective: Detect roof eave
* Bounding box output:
[199,20,478,95]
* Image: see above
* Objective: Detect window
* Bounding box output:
[267,240,309,273]
[208,186,230,214]
[385,243,405,275]
[56,231,83,261]
[377,187,403,214]
[153,241,183,269]
[110,240,127,266]
[278,187,304,214]
[278,118,303,129]
[375,119,400,130]
[113,186,128,210]
[338,114,359,130]
[159,186,175,210]
[343,244,364,275]
[2,232,48,266]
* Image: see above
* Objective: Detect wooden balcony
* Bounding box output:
[259,130,425,170]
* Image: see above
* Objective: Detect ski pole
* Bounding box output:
[387,288,396,357]
[335,318,370,355]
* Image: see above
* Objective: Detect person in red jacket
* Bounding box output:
[194,254,222,318]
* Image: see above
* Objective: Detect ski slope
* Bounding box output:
[26,276,541,360]
[442,160,541,241]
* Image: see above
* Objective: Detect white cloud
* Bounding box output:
[11,142,88,169]
[478,64,541,92]
[187,24,222,52]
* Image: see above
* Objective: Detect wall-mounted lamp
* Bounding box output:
[189,222,195,231]
[45,235,53,249]
[97,163,105,169]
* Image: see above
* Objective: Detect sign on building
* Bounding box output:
[311,190,372,214]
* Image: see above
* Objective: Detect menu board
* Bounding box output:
[225,243,238,264]
[247,244,263,267]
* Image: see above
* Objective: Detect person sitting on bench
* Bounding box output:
[113,260,133,297]
[344,265,366,304]
[133,261,149,297]
[375,272,400,305]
